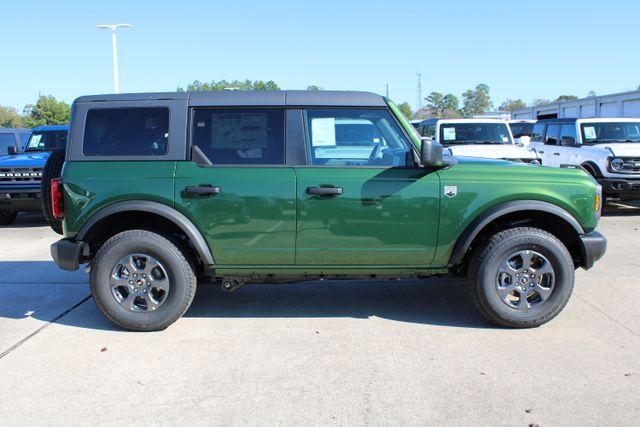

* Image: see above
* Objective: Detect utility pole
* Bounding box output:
[97,24,132,93]
[416,73,423,110]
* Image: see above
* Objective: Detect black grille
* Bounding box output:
[0,167,43,183]
[620,158,640,173]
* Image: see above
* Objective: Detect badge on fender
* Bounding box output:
[444,185,458,198]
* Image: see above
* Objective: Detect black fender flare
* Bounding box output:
[449,200,585,265]
[580,161,602,178]
[76,200,215,266]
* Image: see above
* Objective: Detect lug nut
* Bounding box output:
[129,281,133,285]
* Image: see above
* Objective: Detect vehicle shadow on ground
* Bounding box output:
[602,200,640,217]
[0,212,47,228]
[0,261,492,331]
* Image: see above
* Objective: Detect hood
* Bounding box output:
[446,144,537,160]
[595,143,640,157]
[0,152,51,168]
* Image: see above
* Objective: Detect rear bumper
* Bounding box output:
[598,178,640,199]
[51,239,88,271]
[578,231,607,270]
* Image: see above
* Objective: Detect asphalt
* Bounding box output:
[0,207,639,425]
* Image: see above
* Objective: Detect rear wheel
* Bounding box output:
[0,209,17,225]
[41,148,66,235]
[468,227,574,328]
[90,230,197,331]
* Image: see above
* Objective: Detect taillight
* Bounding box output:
[51,178,64,219]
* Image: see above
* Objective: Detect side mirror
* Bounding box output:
[560,136,577,147]
[7,146,16,155]
[421,137,447,166]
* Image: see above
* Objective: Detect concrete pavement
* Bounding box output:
[0,209,638,425]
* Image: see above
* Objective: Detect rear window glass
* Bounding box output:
[192,108,285,165]
[531,123,545,142]
[83,108,169,156]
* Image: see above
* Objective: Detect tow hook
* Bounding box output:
[221,277,246,292]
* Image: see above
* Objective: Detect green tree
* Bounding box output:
[397,102,413,119]
[462,84,493,116]
[554,95,578,102]
[22,95,70,127]
[499,99,527,112]
[177,79,280,92]
[0,105,24,128]
[532,99,551,107]
[306,85,323,91]
[425,92,444,116]
[442,94,460,116]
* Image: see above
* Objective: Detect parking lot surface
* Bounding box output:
[0,208,639,425]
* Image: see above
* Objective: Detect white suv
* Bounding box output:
[415,118,541,164]
[530,118,640,200]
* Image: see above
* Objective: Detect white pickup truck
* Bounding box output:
[530,118,640,200]
[415,118,541,164]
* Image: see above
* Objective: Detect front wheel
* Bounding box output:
[0,208,17,225]
[90,230,197,331]
[468,227,574,328]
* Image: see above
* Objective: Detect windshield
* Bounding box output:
[26,130,68,151]
[581,122,640,143]
[440,123,513,145]
[509,123,534,138]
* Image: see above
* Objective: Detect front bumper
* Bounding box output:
[578,231,607,270]
[51,239,88,271]
[0,184,42,211]
[598,178,640,199]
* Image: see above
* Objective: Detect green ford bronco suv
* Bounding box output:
[44,91,606,331]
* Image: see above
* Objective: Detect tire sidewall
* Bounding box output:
[91,233,193,330]
[477,232,574,326]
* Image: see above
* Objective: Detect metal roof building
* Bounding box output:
[511,89,640,120]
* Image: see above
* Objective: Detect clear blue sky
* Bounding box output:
[2,0,638,111]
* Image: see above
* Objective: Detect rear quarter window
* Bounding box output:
[83,108,170,156]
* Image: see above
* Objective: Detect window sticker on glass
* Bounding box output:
[311,118,336,146]
[502,136,509,142]
[443,127,456,141]
[30,134,42,145]
[584,126,597,140]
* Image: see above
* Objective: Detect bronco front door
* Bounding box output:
[294,108,440,266]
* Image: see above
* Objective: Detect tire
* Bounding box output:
[41,148,66,235]
[0,209,17,225]
[468,227,574,328]
[90,230,197,331]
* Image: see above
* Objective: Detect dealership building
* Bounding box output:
[511,89,640,120]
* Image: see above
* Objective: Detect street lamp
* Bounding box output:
[97,24,132,94]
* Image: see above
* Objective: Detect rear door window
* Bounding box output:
[83,108,169,156]
[531,123,546,142]
[192,108,285,165]
[544,124,561,145]
[560,124,577,141]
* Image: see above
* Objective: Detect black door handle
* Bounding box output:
[306,186,343,196]
[537,150,545,154]
[553,152,560,156]
[184,185,221,196]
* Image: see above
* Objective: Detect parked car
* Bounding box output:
[416,118,541,164]
[44,91,605,331]
[508,119,536,146]
[529,118,640,200]
[0,127,31,155]
[0,125,68,224]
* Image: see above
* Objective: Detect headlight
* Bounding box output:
[610,157,624,172]
[529,159,541,166]
[595,184,603,220]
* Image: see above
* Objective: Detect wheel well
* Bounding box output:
[81,211,204,275]
[581,161,601,178]
[458,210,584,273]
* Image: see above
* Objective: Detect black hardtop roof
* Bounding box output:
[73,90,386,107]
[535,118,578,124]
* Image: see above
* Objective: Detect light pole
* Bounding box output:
[97,24,132,93]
